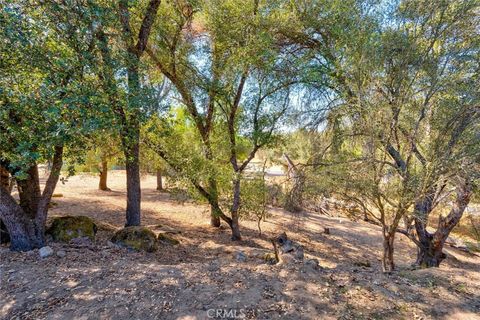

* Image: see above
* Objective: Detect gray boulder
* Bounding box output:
[56,250,66,258]
[39,246,54,258]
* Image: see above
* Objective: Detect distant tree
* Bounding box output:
[80,132,121,191]
[140,139,168,191]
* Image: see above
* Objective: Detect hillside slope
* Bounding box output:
[1,172,479,319]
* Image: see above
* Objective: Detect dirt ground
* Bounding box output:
[1,171,479,320]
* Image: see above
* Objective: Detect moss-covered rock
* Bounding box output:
[158,233,180,245]
[48,216,97,242]
[111,226,158,252]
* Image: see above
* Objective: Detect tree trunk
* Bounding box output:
[0,165,11,191]
[122,38,142,227]
[415,178,472,268]
[124,138,141,226]
[0,147,62,250]
[382,229,395,273]
[104,72,142,227]
[205,140,221,228]
[156,169,163,191]
[99,158,110,191]
[209,178,221,227]
[0,165,11,243]
[415,235,446,267]
[0,185,39,251]
[413,190,438,267]
[210,204,221,227]
[0,219,9,244]
[122,53,141,227]
[16,165,41,219]
[98,19,143,226]
[34,145,64,245]
[231,217,241,241]
[117,0,160,227]
[230,178,242,241]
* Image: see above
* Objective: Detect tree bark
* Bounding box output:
[120,42,142,227]
[230,178,242,241]
[231,217,241,241]
[382,229,395,273]
[34,145,64,245]
[96,31,141,226]
[0,146,62,250]
[124,136,141,226]
[2,164,43,246]
[414,178,472,267]
[209,178,221,227]
[0,165,11,191]
[99,158,110,191]
[0,219,9,244]
[156,169,163,191]
[415,235,446,267]
[203,138,222,228]
[16,165,41,219]
[123,49,142,225]
[0,185,39,251]
[413,190,437,267]
[210,205,221,227]
[0,165,11,243]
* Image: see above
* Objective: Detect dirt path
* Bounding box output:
[1,172,479,319]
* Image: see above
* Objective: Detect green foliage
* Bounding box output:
[238,175,270,228]
[0,3,110,176]
[74,132,122,173]
[291,0,480,227]
[143,110,220,187]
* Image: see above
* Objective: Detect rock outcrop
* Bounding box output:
[48,216,97,242]
[111,226,158,252]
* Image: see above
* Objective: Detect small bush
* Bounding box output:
[239,175,271,235]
